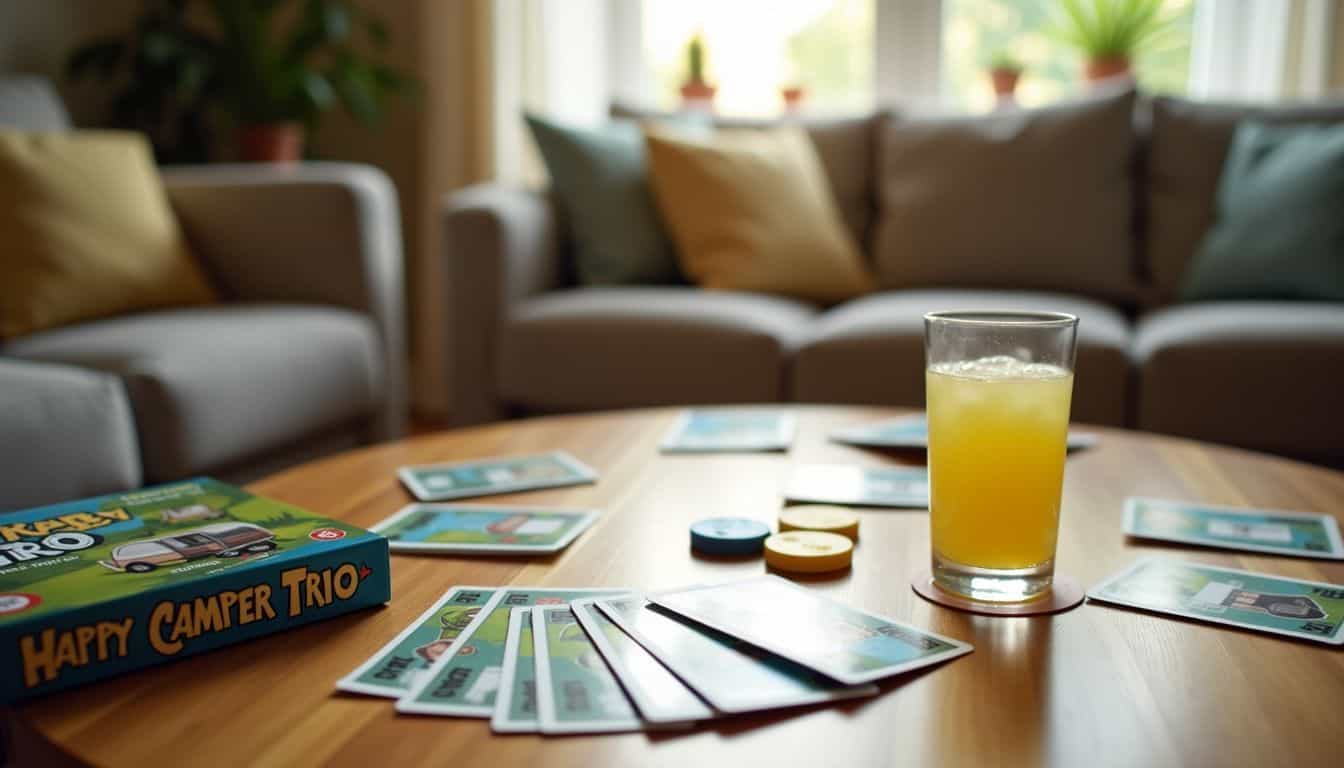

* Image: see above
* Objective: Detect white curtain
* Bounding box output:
[1189,0,1337,101]
[491,0,612,185]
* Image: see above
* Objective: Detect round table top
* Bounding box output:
[16,406,1344,767]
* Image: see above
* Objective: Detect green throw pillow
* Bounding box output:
[524,114,683,285]
[1181,120,1344,302]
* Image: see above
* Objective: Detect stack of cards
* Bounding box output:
[830,415,1097,452]
[784,464,929,508]
[660,409,795,453]
[336,576,974,734]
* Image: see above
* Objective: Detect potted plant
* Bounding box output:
[988,51,1024,98]
[679,33,716,108]
[68,0,410,164]
[1053,0,1169,83]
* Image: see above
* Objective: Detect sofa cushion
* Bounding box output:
[1131,302,1344,464]
[5,305,382,481]
[0,360,141,512]
[1145,96,1344,303]
[792,290,1132,426]
[498,287,817,411]
[873,87,1138,303]
[611,104,885,252]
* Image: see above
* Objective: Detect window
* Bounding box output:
[941,0,1196,111]
[639,0,875,117]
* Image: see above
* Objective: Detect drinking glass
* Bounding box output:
[924,311,1078,602]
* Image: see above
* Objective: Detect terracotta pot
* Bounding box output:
[238,123,304,163]
[990,68,1021,96]
[781,86,806,105]
[679,79,717,106]
[1084,56,1131,83]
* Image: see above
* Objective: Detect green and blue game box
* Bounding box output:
[0,478,390,703]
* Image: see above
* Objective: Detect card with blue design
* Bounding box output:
[783,464,929,507]
[1087,558,1344,644]
[370,504,598,554]
[397,451,597,501]
[660,408,795,453]
[1123,497,1344,560]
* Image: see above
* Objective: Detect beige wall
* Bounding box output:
[1335,4,1344,90]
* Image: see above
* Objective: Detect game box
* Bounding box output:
[0,478,390,703]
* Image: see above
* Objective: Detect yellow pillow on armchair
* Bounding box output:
[0,130,216,338]
[644,125,874,304]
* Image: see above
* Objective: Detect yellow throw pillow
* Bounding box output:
[0,130,216,338]
[644,126,874,304]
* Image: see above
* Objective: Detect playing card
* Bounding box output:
[659,408,796,453]
[532,605,644,734]
[1087,558,1344,645]
[491,608,538,733]
[595,595,877,714]
[830,415,1097,451]
[397,451,597,502]
[370,504,598,554]
[570,598,714,723]
[650,576,973,685]
[784,464,929,507]
[336,586,499,698]
[1123,497,1344,560]
[396,587,631,716]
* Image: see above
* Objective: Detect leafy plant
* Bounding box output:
[1051,0,1171,60]
[67,0,411,161]
[988,50,1024,73]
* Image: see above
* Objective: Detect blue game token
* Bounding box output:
[690,517,771,555]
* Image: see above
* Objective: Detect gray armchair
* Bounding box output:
[0,76,406,510]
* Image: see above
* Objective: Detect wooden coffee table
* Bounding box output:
[12,407,1344,766]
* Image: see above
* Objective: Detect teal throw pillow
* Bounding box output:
[1182,120,1344,302]
[525,114,683,285]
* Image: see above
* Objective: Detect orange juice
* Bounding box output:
[927,356,1073,572]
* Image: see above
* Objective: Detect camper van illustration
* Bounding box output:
[1191,580,1327,620]
[98,523,277,573]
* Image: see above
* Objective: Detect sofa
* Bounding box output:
[441,88,1344,466]
[0,76,407,511]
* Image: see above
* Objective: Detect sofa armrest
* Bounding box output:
[442,183,563,426]
[161,162,406,439]
[0,360,142,511]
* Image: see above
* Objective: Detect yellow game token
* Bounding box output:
[779,505,860,541]
[763,531,854,573]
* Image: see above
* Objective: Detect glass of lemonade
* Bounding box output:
[924,311,1078,603]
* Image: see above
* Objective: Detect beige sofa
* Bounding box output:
[441,89,1344,466]
[0,77,407,510]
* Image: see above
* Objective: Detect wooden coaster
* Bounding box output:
[910,571,1084,616]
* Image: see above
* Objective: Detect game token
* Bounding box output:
[763,531,854,573]
[690,518,771,555]
[779,505,860,541]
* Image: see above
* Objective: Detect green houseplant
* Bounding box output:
[679,33,716,106]
[68,0,410,163]
[1052,0,1170,82]
[988,50,1024,97]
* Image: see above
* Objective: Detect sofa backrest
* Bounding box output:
[0,75,72,131]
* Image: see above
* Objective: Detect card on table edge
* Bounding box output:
[396,451,598,502]
[396,587,634,717]
[648,575,974,685]
[1086,557,1344,646]
[593,595,879,714]
[531,604,643,734]
[1121,497,1344,560]
[335,586,502,698]
[369,503,600,554]
[658,409,797,453]
[491,607,537,733]
[829,416,1098,451]
[570,598,715,723]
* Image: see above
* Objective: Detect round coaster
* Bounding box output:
[910,571,1084,616]
[764,531,854,573]
[779,505,860,541]
[690,517,771,556]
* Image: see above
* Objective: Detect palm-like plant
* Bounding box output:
[1052,0,1173,80]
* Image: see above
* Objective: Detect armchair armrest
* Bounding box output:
[161,162,406,439]
[442,183,563,426]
